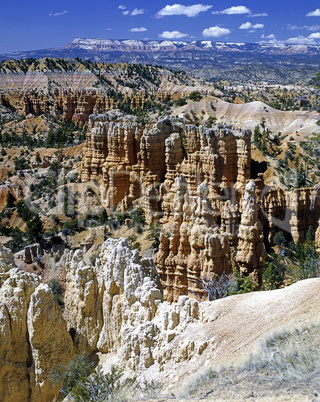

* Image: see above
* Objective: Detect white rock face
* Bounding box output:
[63,237,200,373]
[0,238,201,401]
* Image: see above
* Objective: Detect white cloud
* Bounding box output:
[287,24,320,31]
[309,32,320,39]
[239,22,264,30]
[130,27,147,32]
[118,5,126,10]
[156,4,212,18]
[261,34,276,39]
[106,28,112,31]
[249,13,268,18]
[306,9,320,17]
[49,11,67,17]
[159,30,189,39]
[123,8,145,16]
[286,36,316,45]
[212,6,251,15]
[131,8,145,16]
[308,25,320,31]
[202,26,231,38]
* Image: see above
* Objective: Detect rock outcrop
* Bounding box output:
[236,180,265,285]
[2,235,320,401]
[82,112,251,221]
[0,246,74,402]
[155,177,231,302]
[63,237,200,372]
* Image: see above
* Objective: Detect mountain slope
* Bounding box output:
[1,39,320,84]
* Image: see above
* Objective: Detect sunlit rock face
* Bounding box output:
[82,112,251,222]
[0,246,74,401]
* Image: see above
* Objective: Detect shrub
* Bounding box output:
[146,223,161,252]
[48,278,64,306]
[132,206,145,233]
[188,91,202,101]
[190,272,233,301]
[50,357,162,401]
[262,254,286,290]
[16,200,34,222]
[49,354,94,397]
[174,98,187,107]
[26,214,44,240]
[5,191,15,208]
[228,270,257,295]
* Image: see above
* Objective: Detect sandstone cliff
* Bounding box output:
[0,246,74,402]
[82,112,251,222]
[1,237,320,401]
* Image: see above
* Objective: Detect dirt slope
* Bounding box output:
[141,278,320,400]
[176,96,320,137]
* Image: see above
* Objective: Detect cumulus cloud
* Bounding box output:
[309,32,320,39]
[202,26,231,38]
[239,22,264,30]
[49,11,67,17]
[261,34,276,39]
[249,13,268,18]
[130,27,147,32]
[306,9,320,17]
[123,8,146,16]
[156,4,212,18]
[118,5,126,10]
[286,36,316,45]
[212,6,251,15]
[159,30,189,39]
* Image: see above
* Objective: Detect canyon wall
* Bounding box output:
[0,239,201,400]
[0,246,74,402]
[2,238,320,401]
[82,112,251,220]
[81,111,320,301]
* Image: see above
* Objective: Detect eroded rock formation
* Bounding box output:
[155,177,231,302]
[0,246,74,401]
[64,238,201,373]
[82,112,251,223]
[236,180,265,286]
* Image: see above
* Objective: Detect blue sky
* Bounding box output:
[2,1,320,53]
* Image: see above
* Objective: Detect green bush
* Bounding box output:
[5,191,15,208]
[146,223,161,252]
[262,254,286,290]
[229,269,257,295]
[50,356,162,401]
[48,278,64,307]
[49,354,94,397]
[188,91,202,101]
[25,214,44,240]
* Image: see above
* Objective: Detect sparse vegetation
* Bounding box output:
[49,354,161,401]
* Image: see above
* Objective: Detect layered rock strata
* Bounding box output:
[82,112,251,222]
[155,177,231,302]
[236,180,265,286]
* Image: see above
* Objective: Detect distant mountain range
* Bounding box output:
[65,38,320,56]
[2,38,320,84]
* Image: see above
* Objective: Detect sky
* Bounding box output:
[2,1,320,53]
